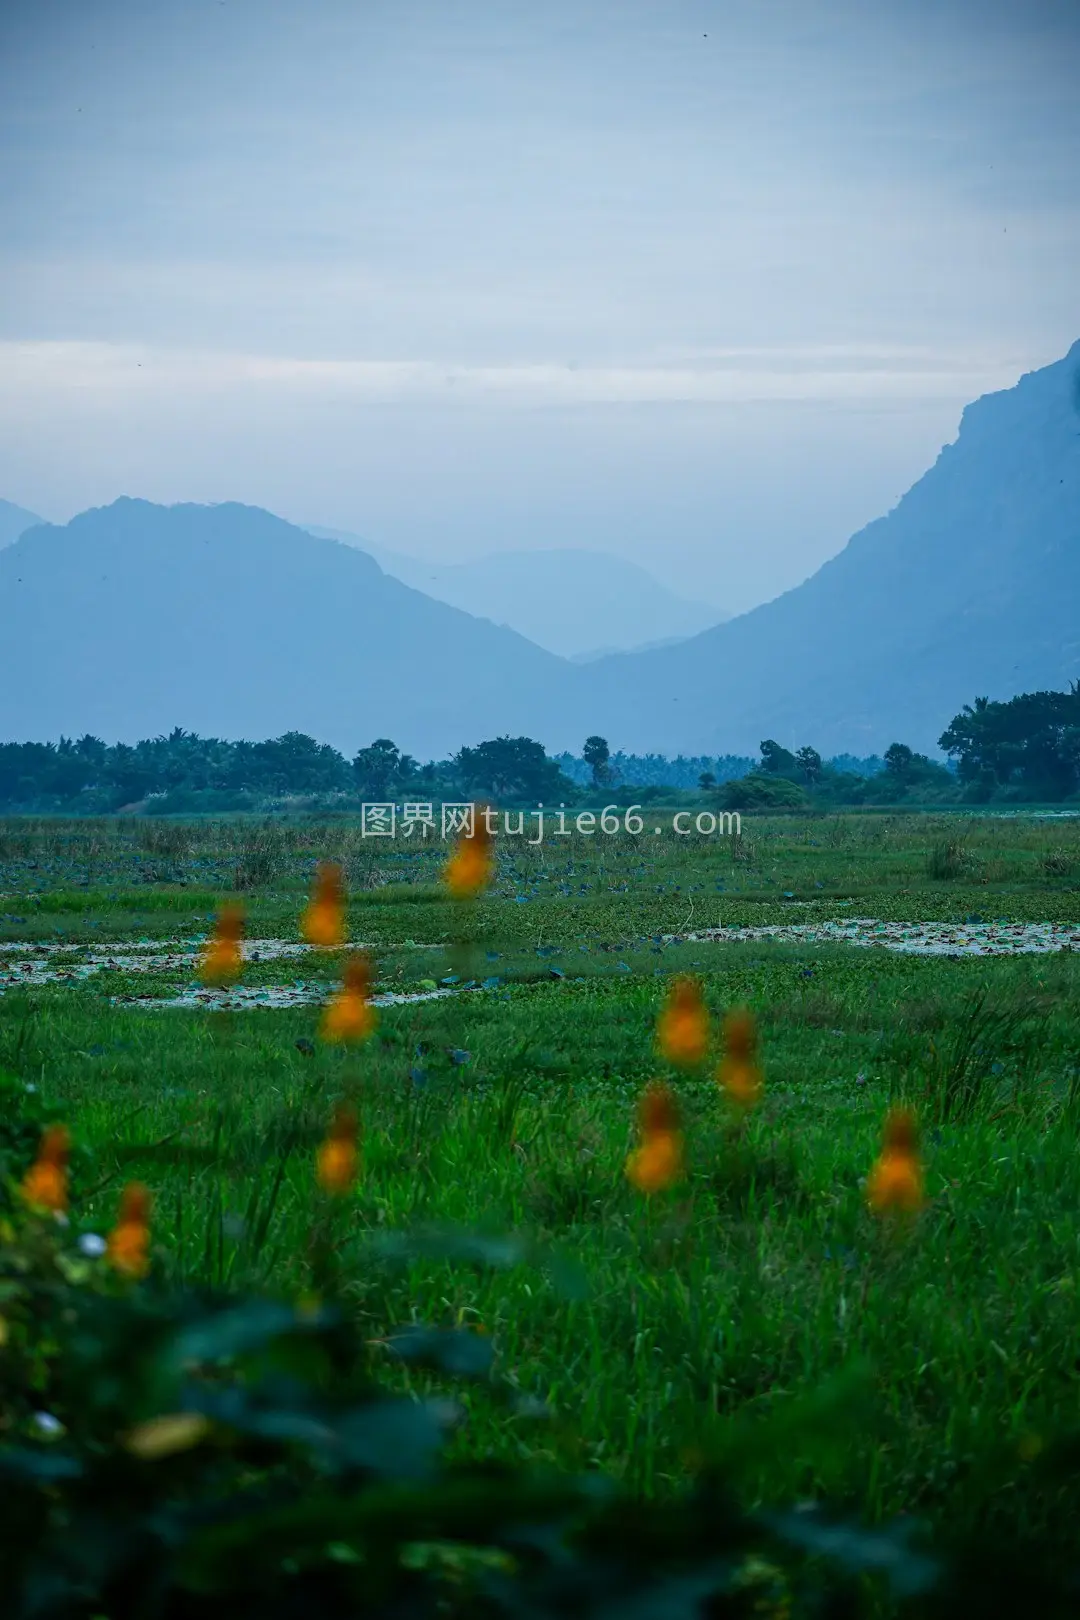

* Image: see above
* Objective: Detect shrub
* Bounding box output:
[926,839,968,880]
[720,775,808,811]
[233,823,291,889]
[1042,848,1076,879]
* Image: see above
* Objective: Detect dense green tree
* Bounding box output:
[795,746,822,785]
[883,742,914,782]
[353,739,416,799]
[582,735,612,788]
[456,736,574,802]
[758,739,799,777]
[860,742,953,801]
[251,732,347,794]
[939,687,1080,797]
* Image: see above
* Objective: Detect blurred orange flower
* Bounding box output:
[717,1007,763,1110]
[320,955,376,1044]
[317,1102,359,1194]
[20,1124,70,1214]
[866,1107,924,1215]
[443,810,494,898]
[199,903,244,985]
[303,861,346,947]
[625,1082,684,1193]
[108,1182,152,1278]
[657,977,709,1066]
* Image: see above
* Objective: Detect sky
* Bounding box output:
[0,0,1078,613]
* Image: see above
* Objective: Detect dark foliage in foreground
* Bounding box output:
[4,1206,1080,1619]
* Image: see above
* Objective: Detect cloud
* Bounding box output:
[0,339,1039,408]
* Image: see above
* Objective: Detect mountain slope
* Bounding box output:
[0,499,44,549]
[3,343,1076,761]
[581,340,1080,755]
[0,500,574,755]
[305,528,727,658]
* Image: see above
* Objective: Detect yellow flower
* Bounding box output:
[125,1412,212,1459]
[20,1125,70,1214]
[316,1102,360,1194]
[657,976,709,1066]
[199,903,244,985]
[107,1182,152,1278]
[443,809,494,898]
[625,1083,685,1194]
[866,1108,925,1215]
[319,955,376,1044]
[717,1008,763,1110]
[303,861,346,947]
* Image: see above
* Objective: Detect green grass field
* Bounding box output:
[3,809,1080,1548]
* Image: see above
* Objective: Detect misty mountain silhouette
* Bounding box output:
[0,499,44,550]
[1,342,1076,757]
[304,529,727,659]
[0,500,572,756]
[578,339,1080,754]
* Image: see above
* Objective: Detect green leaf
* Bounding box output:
[0,1446,82,1482]
[766,1508,938,1597]
[187,1387,448,1479]
[161,1299,335,1371]
[384,1325,495,1378]
[366,1228,529,1270]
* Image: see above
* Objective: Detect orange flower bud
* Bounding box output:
[117,1182,152,1226]
[443,809,494,898]
[319,955,376,1044]
[717,1008,763,1110]
[627,1129,684,1193]
[719,1061,762,1109]
[866,1108,925,1215]
[317,1102,359,1194]
[722,1007,756,1060]
[638,1081,680,1138]
[20,1125,71,1213]
[303,862,347,947]
[107,1182,152,1278]
[657,977,709,1066]
[199,903,244,985]
[625,1083,684,1194]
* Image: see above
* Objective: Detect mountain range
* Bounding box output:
[0,499,44,550]
[1,339,1077,757]
[578,339,1080,756]
[302,529,727,660]
[0,500,573,756]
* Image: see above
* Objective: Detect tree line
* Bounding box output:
[0,686,1076,811]
[718,685,1080,808]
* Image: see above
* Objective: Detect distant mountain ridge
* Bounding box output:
[304,528,727,658]
[1,340,1077,757]
[0,499,44,549]
[576,338,1080,755]
[0,499,573,755]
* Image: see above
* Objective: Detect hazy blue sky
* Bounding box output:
[1,0,1078,610]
